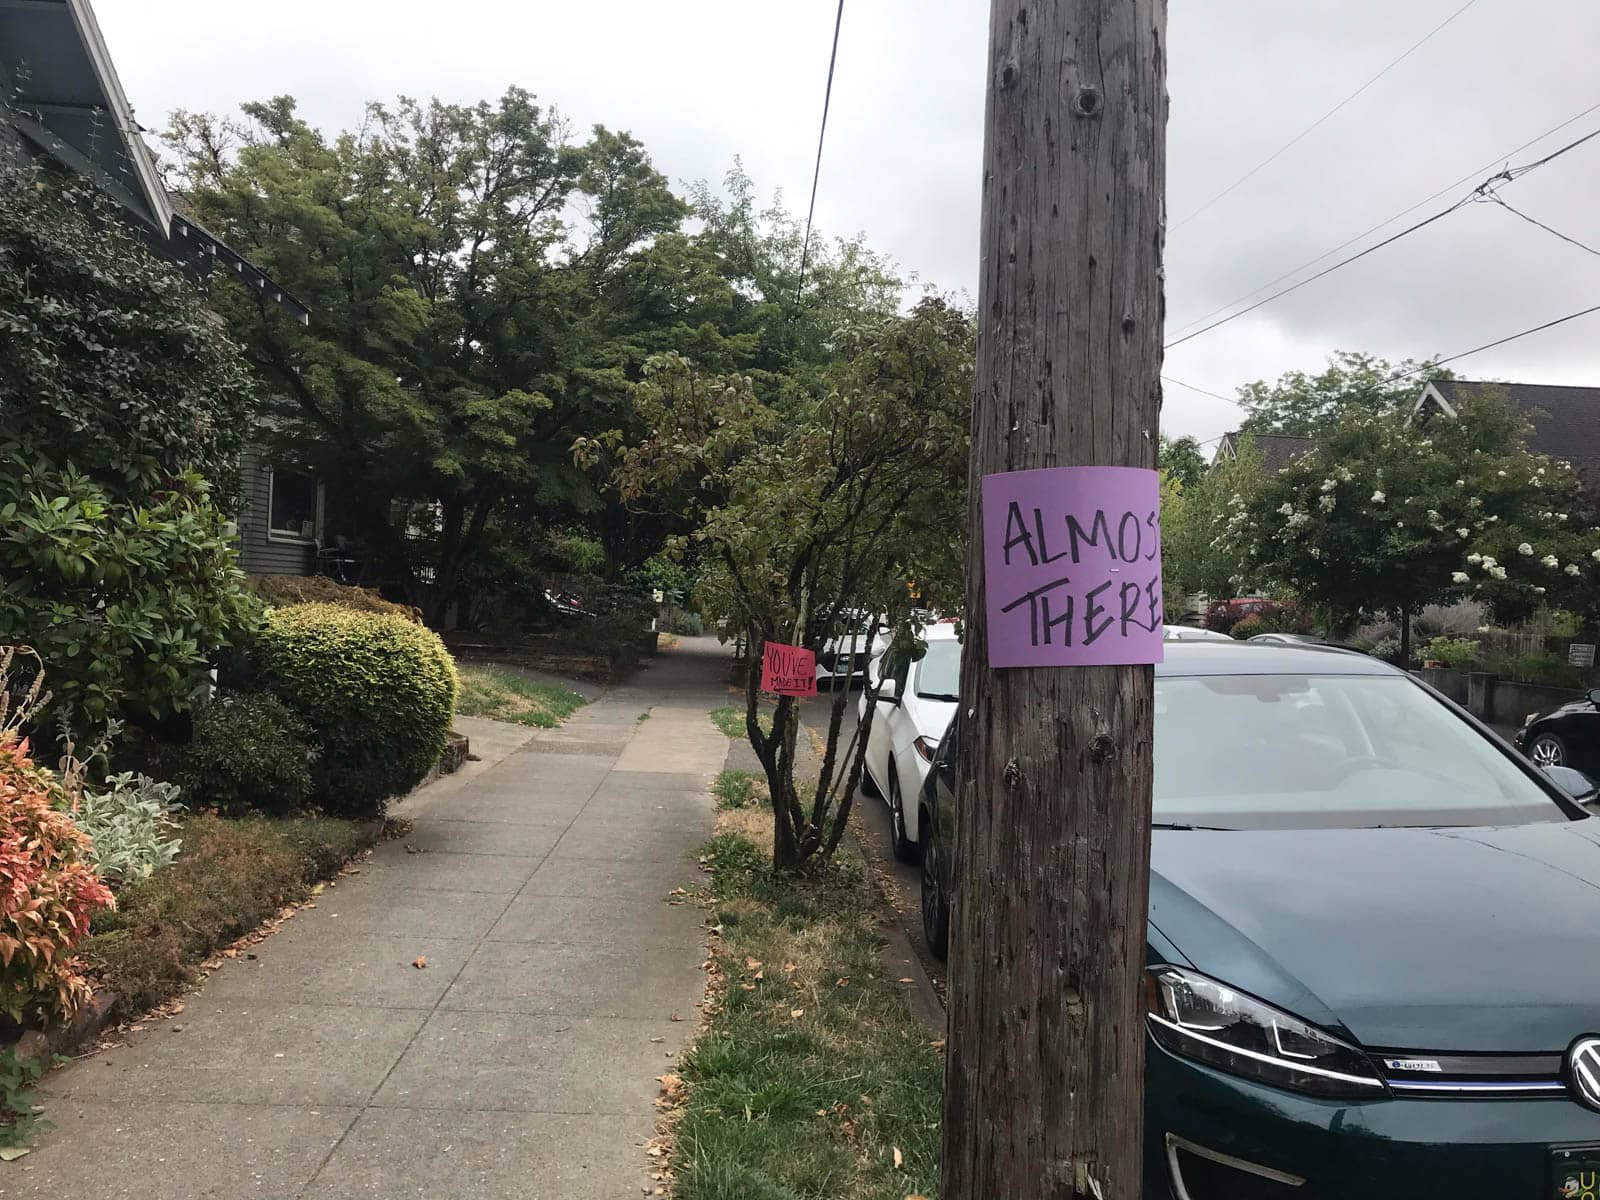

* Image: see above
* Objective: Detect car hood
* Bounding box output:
[1536,698,1594,722]
[1150,821,1600,1052]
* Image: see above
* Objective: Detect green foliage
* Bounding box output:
[713,770,763,810]
[674,828,942,1200]
[253,605,458,815]
[1165,438,1269,597]
[163,93,699,623]
[617,300,974,869]
[0,158,257,509]
[0,452,262,731]
[82,812,373,1017]
[0,1049,47,1150]
[1158,434,1209,490]
[1237,350,1447,437]
[176,693,319,814]
[1422,636,1481,669]
[454,667,586,728]
[1222,391,1600,631]
[1481,648,1588,689]
[72,773,184,886]
[712,707,772,739]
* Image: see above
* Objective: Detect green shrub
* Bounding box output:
[1482,648,1588,689]
[72,772,184,885]
[177,693,319,814]
[253,605,458,815]
[1423,636,1480,669]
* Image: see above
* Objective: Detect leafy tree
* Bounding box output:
[0,160,260,733]
[164,92,692,625]
[1157,434,1208,490]
[610,299,974,870]
[1163,438,1268,598]
[1237,350,1447,437]
[1222,392,1600,659]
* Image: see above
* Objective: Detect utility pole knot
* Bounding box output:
[1072,87,1103,117]
[1088,733,1117,764]
[1003,758,1022,788]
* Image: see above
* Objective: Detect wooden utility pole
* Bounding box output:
[942,2,1167,1199]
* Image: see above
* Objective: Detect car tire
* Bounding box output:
[921,811,949,960]
[888,769,919,864]
[1530,731,1568,768]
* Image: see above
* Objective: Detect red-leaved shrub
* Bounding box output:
[0,735,114,1023]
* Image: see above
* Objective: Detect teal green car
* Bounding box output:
[921,642,1600,1200]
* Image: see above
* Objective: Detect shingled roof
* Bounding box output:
[1212,432,1320,474]
[1419,380,1600,479]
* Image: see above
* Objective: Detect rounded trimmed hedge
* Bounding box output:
[254,604,459,815]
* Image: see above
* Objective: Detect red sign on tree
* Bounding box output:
[760,642,817,696]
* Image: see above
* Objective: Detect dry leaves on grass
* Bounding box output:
[656,1073,687,1108]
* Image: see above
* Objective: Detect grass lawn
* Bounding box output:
[456,665,588,728]
[711,705,774,739]
[668,810,942,1199]
[82,813,377,1018]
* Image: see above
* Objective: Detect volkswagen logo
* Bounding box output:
[1568,1037,1600,1110]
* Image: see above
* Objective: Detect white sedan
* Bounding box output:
[859,625,961,862]
[1162,623,1233,642]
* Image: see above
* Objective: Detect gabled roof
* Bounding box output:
[1213,431,1320,474]
[0,0,170,234]
[1417,379,1600,478]
[1,0,308,324]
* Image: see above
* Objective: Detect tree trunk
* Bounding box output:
[942,3,1167,1198]
[1399,602,1413,666]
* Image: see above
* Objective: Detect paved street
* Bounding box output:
[5,639,732,1200]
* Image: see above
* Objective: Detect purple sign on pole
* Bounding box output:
[981,466,1164,668]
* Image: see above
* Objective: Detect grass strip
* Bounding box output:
[670,821,942,1199]
[81,813,376,1018]
[456,666,588,728]
[711,706,774,739]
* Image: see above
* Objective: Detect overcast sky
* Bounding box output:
[95,0,1600,446]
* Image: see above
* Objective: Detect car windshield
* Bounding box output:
[915,641,962,700]
[1155,674,1570,830]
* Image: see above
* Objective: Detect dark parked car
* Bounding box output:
[1516,688,1600,773]
[921,642,1600,1199]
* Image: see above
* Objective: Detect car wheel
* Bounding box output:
[1530,732,1568,768]
[921,813,949,960]
[888,769,919,864]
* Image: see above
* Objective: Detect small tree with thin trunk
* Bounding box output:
[607,299,973,869]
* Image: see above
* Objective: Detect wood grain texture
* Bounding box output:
[942,2,1167,1198]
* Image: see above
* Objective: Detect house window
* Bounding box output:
[267,470,319,542]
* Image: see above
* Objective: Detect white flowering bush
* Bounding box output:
[1214,387,1600,644]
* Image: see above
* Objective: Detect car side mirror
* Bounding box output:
[1542,764,1598,802]
[1588,689,1600,708]
[877,678,900,705]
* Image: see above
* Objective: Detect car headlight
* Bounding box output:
[913,735,937,762]
[1145,966,1385,1099]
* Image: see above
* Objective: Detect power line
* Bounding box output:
[794,0,845,307]
[1485,193,1600,259]
[1170,0,1482,233]
[1164,118,1600,350]
[1162,375,1242,406]
[1167,98,1600,340]
[1388,301,1600,381]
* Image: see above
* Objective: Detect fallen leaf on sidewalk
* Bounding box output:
[0,1147,30,1162]
[893,1146,903,1169]
[669,1012,682,1021]
[656,1073,686,1106]
[411,956,428,970]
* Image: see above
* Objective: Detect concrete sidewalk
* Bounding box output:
[5,638,732,1200]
